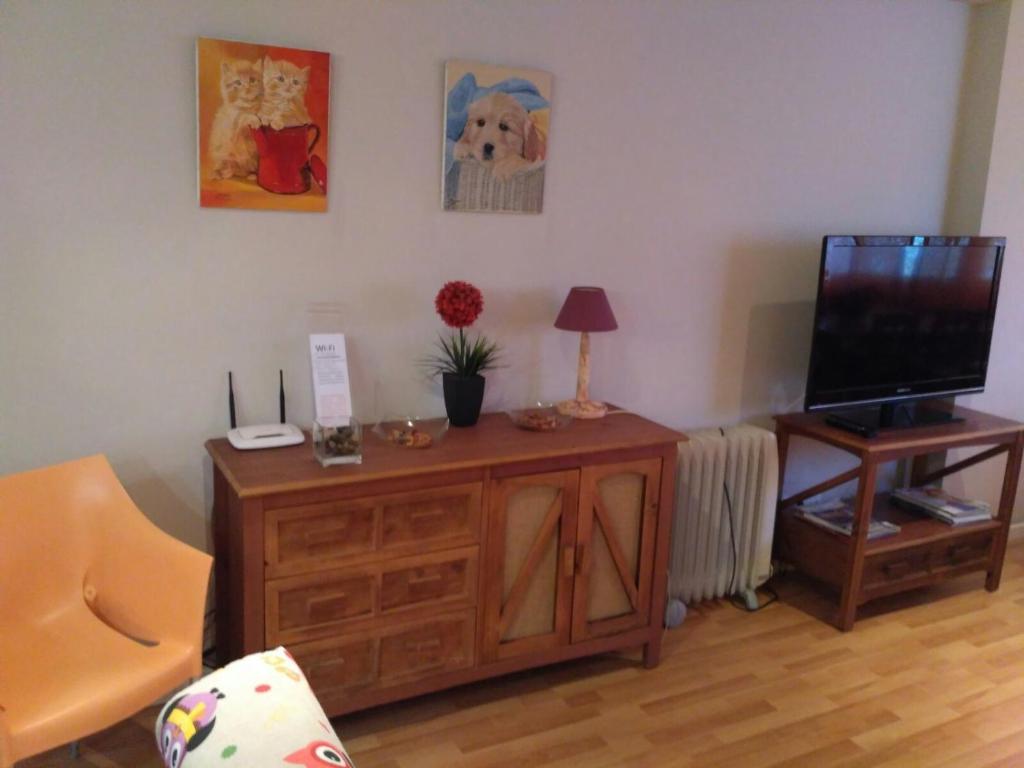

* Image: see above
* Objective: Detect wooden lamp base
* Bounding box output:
[557,399,608,419]
[562,330,608,419]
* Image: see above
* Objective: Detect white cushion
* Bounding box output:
[155,646,353,767]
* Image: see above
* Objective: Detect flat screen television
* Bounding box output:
[805,235,1005,434]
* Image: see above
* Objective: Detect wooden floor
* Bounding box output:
[23,541,1024,767]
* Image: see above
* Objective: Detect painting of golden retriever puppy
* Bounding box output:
[454,92,545,180]
[444,60,552,214]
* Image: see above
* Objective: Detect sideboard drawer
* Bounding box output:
[274,572,376,638]
[381,484,482,549]
[378,611,475,685]
[271,501,377,573]
[290,610,476,711]
[297,637,377,696]
[266,482,482,577]
[380,549,478,614]
[267,547,478,644]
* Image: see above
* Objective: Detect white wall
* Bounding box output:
[944,0,1011,235]
[0,0,972,548]
[952,0,1024,517]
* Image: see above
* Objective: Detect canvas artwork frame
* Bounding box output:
[443,59,553,214]
[197,37,330,212]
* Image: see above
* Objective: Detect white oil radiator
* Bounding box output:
[670,425,778,609]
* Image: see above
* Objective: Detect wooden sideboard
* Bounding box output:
[206,411,683,716]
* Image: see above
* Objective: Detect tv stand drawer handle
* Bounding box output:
[883,560,911,578]
[947,544,975,562]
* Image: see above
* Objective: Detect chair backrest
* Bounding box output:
[0,455,135,621]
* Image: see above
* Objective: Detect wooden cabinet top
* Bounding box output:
[775,405,1023,457]
[207,410,684,498]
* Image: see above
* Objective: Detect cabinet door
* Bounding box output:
[483,470,580,661]
[572,458,661,642]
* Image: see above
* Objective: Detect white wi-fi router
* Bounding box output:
[226,370,305,450]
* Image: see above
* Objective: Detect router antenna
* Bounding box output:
[228,371,237,429]
[279,369,286,424]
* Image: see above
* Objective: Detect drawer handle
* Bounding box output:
[303,526,350,543]
[307,593,346,611]
[404,638,442,652]
[948,544,976,561]
[883,561,911,578]
[407,572,444,586]
[318,656,346,669]
[409,507,449,521]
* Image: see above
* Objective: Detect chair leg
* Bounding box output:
[70,740,80,759]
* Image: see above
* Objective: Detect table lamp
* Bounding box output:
[554,286,618,419]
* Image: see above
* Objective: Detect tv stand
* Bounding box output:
[774,405,1023,631]
[825,402,963,437]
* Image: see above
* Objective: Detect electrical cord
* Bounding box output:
[720,428,740,597]
[731,584,780,612]
[720,427,780,613]
[202,607,217,667]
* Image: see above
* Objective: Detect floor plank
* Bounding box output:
[20,542,1024,767]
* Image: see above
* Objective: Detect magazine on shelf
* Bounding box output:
[891,486,993,526]
[797,499,901,539]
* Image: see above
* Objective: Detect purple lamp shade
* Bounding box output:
[554,287,618,332]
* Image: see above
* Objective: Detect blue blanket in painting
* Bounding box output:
[444,73,549,176]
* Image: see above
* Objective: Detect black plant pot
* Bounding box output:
[443,373,485,427]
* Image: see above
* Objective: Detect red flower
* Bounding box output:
[435,281,484,328]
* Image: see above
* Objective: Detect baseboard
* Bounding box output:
[1009,520,1024,542]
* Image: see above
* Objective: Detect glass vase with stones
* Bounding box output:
[313,417,362,466]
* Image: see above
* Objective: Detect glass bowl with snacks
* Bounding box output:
[313,417,362,466]
[507,403,573,432]
[372,416,449,449]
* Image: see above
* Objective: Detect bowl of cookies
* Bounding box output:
[372,416,449,449]
[507,403,573,433]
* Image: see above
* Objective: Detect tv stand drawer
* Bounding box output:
[861,531,994,601]
[928,531,994,573]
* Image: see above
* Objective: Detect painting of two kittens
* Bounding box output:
[210,56,310,180]
[197,38,329,211]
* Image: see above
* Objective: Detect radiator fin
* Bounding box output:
[670,425,778,604]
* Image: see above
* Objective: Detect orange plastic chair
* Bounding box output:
[0,455,212,767]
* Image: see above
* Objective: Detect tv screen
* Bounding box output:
[805,235,1005,412]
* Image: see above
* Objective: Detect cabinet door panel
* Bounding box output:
[484,470,579,661]
[573,458,661,642]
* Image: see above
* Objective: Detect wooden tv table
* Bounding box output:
[206,411,682,716]
[774,405,1024,631]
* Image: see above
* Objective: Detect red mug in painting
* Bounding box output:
[251,124,327,194]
